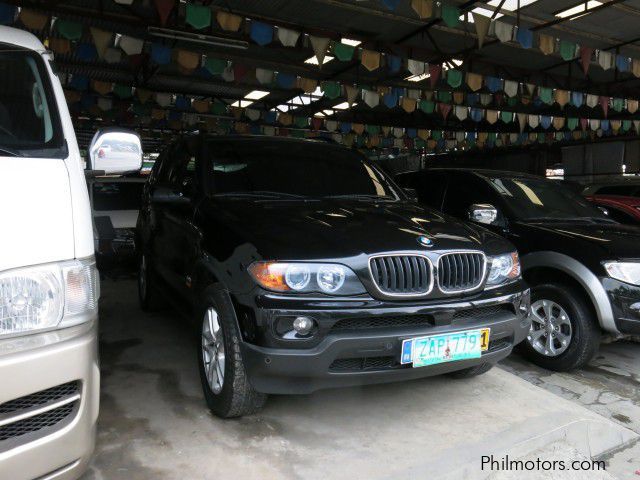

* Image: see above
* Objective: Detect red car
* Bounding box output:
[586,195,640,225]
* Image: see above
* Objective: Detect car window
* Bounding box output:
[93,182,144,211]
[595,185,640,196]
[207,140,400,199]
[0,45,64,156]
[602,205,638,225]
[443,173,496,218]
[484,175,608,221]
[397,171,448,209]
[166,142,197,197]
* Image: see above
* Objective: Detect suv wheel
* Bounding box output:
[138,253,163,311]
[197,286,267,418]
[521,283,600,371]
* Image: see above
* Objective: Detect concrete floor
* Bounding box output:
[502,343,640,479]
[82,279,639,480]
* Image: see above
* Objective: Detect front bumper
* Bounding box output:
[240,285,531,394]
[602,277,640,334]
[0,319,99,480]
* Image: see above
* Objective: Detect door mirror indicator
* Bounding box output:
[403,187,418,201]
[152,187,191,206]
[468,204,499,225]
[88,128,143,175]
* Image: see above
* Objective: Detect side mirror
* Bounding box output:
[87,128,142,175]
[468,204,499,225]
[151,187,190,206]
[403,187,418,201]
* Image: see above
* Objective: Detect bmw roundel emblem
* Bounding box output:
[417,235,433,247]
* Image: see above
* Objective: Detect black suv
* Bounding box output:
[137,137,530,418]
[396,168,640,371]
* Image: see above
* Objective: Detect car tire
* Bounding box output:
[138,252,164,312]
[197,285,267,418]
[520,283,601,371]
[448,362,493,379]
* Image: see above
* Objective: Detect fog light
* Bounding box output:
[293,316,315,336]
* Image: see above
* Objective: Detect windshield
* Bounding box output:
[0,45,65,157]
[208,140,399,199]
[485,175,612,222]
[93,182,144,211]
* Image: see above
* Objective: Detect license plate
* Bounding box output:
[401,328,490,368]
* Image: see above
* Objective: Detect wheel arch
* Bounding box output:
[521,251,617,334]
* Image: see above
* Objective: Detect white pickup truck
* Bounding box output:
[0,26,141,479]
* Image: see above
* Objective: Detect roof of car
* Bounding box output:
[583,176,640,188]
[0,26,46,52]
[588,194,640,206]
[405,168,544,180]
[204,134,339,146]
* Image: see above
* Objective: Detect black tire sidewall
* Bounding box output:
[196,286,250,417]
[523,283,600,371]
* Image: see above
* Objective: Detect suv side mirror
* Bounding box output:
[468,204,499,225]
[403,187,418,201]
[87,128,143,175]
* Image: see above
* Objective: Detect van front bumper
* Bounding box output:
[240,287,531,394]
[0,319,99,480]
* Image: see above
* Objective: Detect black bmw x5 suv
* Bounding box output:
[137,136,531,417]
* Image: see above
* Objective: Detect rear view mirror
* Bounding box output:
[88,128,142,175]
[468,204,499,225]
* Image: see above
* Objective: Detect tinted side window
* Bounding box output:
[603,206,638,225]
[396,172,448,209]
[596,185,640,196]
[443,174,496,218]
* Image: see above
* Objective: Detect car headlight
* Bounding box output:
[603,261,640,285]
[0,257,99,337]
[248,261,365,295]
[485,252,521,288]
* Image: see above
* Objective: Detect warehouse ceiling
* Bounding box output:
[4,0,640,152]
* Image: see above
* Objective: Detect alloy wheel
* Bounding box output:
[202,307,225,394]
[528,299,572,357]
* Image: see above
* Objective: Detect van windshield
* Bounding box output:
[0,45,65,157]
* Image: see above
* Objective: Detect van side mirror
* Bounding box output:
[403,187,418,201]
[468,204,499,225]
[87,128,142,175]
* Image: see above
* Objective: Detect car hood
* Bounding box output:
[514,221,640,259]
[203,199,510,261]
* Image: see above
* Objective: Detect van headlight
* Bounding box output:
[0,258,99,337]
[603,261,640,285]
[248,261,365,295]
[485,252,521,288]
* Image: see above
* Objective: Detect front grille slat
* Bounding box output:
[438,252,485,293]
[370,255,432,295]
[0,381,80,451]
[331,314,433,332]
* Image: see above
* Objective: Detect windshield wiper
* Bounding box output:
[524,216,616,224]
[214,190,307,199]
[324,194,394,201]
[0,147,21,157]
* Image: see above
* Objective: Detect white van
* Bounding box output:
[0,26,141,479]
